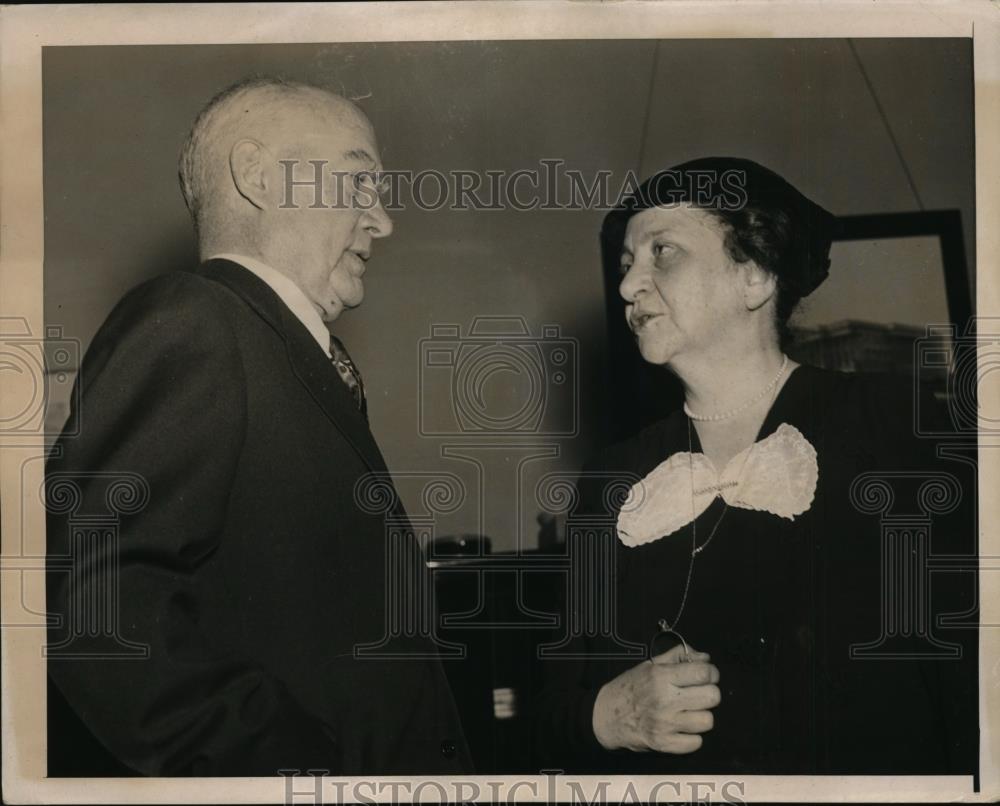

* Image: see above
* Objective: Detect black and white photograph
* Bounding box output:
[1,2,997,804]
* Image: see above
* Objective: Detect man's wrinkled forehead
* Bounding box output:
[267,92,380,162]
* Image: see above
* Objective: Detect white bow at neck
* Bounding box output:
[616,423,819,548]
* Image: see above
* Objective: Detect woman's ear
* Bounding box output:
[229,138,270,210]
[741,262,777,311]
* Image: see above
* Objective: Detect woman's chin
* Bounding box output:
[636,340,676,368]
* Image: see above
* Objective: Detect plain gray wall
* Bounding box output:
[43,39,974,550]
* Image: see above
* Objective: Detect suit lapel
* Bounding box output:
[196,259,389,475]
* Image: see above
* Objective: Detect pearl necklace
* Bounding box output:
[683,354,789,422]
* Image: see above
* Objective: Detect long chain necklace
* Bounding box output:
[651,357,788,663]
[683,354,788,422]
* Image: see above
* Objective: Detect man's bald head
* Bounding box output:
[178,76,393,322]
[178,77,368,233]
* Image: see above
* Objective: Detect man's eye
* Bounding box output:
[353,172,389,197]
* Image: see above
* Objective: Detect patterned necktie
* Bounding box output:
[328,334,367,417]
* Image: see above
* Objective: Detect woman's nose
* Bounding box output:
[618,263,645,303]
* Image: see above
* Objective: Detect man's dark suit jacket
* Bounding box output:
[46,259,472,776]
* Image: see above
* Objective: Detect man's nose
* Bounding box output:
[363,200,393,239]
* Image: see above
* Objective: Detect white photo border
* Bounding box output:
[1,1,997,803]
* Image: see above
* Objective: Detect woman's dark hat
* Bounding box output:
[603,156,838,298]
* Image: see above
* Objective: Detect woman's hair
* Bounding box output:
[604,157,837,345]
[709,204,808,345]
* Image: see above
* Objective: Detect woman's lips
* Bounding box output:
[630,312,660,332]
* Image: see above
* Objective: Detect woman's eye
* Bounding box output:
[652,242,675,258]
[619,262,632,277]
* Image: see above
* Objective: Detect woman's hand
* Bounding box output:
[591,644,721,753]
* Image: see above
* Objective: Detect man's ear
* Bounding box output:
[741,261,777,312]
[229,139,269,210]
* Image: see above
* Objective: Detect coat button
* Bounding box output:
[440,739,456,759]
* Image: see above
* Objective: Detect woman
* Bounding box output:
[532,158,977,775]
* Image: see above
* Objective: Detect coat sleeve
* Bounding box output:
[865,374,979,775]
[46,273,341,776]
[530,453,634,770]
[829,373,980,774]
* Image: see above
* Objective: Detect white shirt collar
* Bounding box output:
[208,253,330,358]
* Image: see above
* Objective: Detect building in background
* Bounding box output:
[789,319,950,384]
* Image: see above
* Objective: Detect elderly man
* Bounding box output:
[46,78,471,776]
